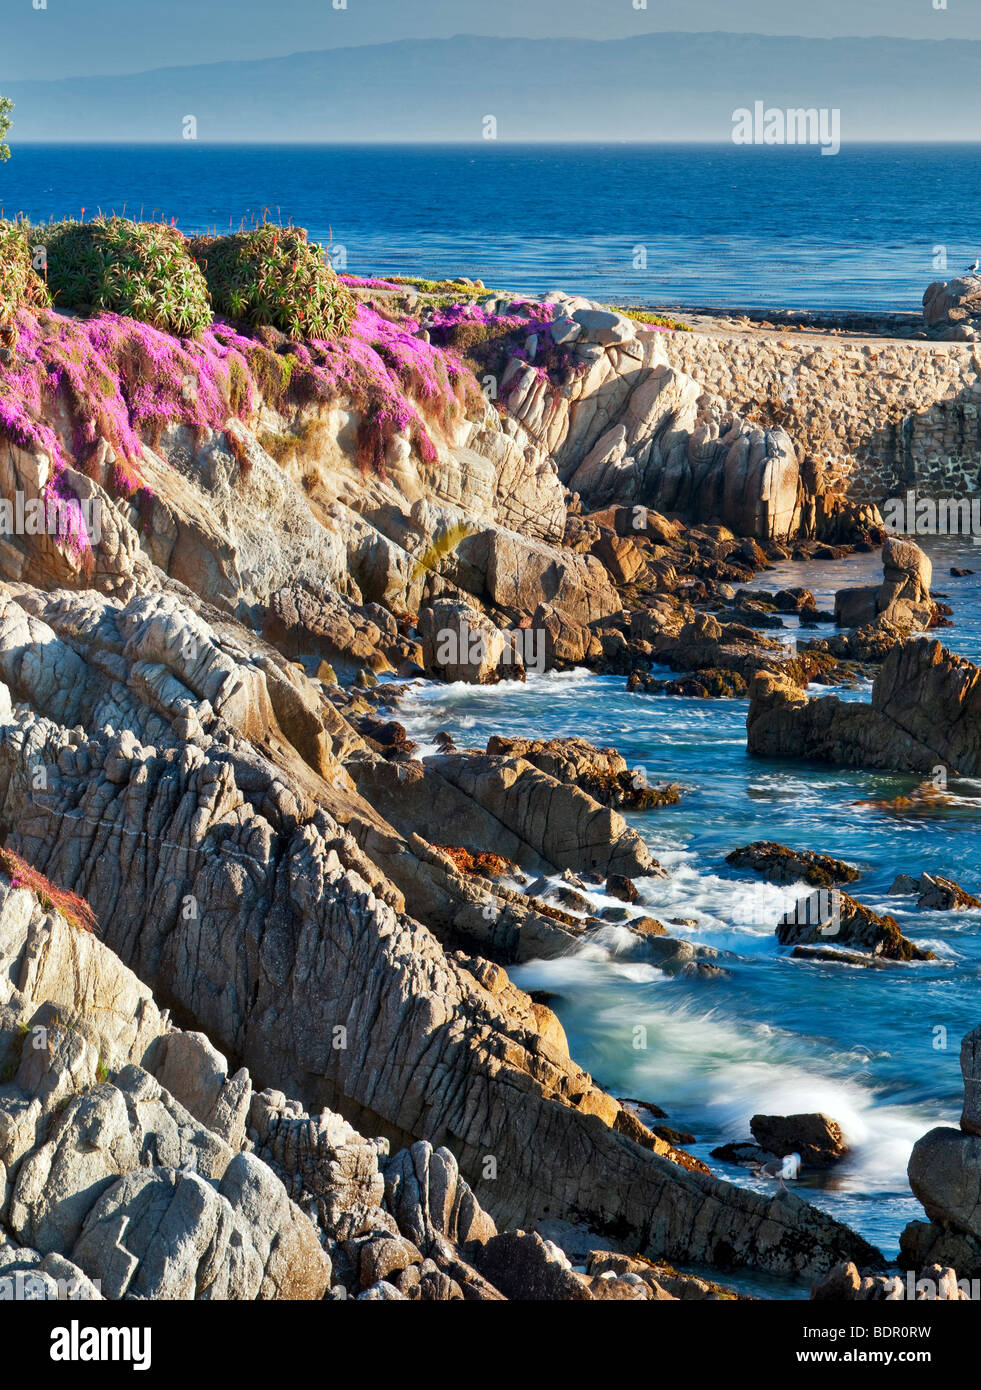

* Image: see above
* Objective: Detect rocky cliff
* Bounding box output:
[0,286,886,1300]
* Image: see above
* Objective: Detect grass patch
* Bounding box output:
[389,275,490,299]
[615,307,691,332]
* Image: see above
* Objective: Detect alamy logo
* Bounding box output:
[435,620,546,676]
[732,102,841,156]
[0,491,103,547]
[50,1321,151,1371]
[883,490,981,544]
[0,1271,99,1301]
[782,888,842,937]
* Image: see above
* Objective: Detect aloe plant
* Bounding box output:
[189,224,355,341]
[43,217,212,337]
[0,219,52,332]
[0,95,12,162]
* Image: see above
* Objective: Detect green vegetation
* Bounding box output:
[189,225,355,340]
[42,217,212,336]
[0,95,12,163]
[615,307,691,332]
[0,219,52,330]
[389,275,487,297]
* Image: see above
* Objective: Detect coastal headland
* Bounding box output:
[2,236,981,1304]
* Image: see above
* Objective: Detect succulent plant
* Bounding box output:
[0,219,52,333]
[42,217,212,337]
[189,224,355,341]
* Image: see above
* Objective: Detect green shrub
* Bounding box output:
[43,217,212,336]
[0,95,12,163]
[0,219,52,330]
[189,225,355,340]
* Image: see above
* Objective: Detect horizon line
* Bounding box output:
[7,138,981,150]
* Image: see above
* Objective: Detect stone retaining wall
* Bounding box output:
[663,329,981,505]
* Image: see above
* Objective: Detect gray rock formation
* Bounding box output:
[748,637,981,777]
[0,285,894,1300]
[899,1023,981,1279]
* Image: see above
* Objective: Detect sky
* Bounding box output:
[3,0,977,82]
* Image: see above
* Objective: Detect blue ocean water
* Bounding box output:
[398,541,981,1289]
[1,142,979,311]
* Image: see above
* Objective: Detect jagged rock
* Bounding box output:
[459,527,621,628]
[747,638,981,777]
[750,1113,848,1167]
[776,889,931,962]
[485,735,680,811]
[900,1221,981,1279]
[0,299,901,1294]
[469,1231,592,1301]
[512,311,801,540]
[350,749,657,881]
[962,1025,981,1138]
[811,1261,967,1301]
[726,841,860,888]
[916,873,981,911]
[149,1032,252,1151]
[0,786,876,1283]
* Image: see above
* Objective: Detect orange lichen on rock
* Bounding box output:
[435,845,513,879]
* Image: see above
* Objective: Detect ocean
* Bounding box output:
[398,542,981,1294]
[1,142,979,312]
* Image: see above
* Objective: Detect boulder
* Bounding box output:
[750,1113,848,1167]
[833,539,933,634]
[726,841,860,888]
[923,275,981,334]
[907,1128,981,1240]
[916,872,981,911]
[418,599,523,685]
[776,889,931,962]
[470,1231,592,1300]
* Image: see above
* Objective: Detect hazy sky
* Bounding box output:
[3,0,977,81]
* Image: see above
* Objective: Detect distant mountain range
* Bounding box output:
[3,31,981,143]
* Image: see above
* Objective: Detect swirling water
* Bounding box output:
[398,540,981,1293]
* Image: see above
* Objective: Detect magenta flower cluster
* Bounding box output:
[339,274,404,291]
[0,303,480,554]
